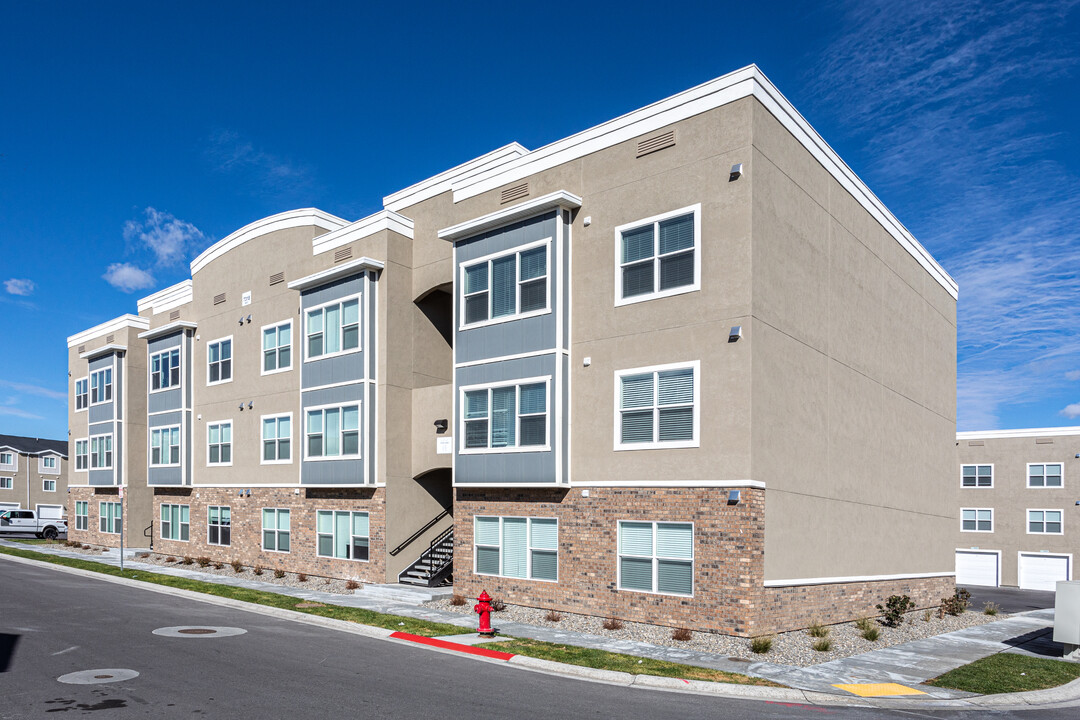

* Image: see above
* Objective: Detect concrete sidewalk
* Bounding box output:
[2,539,1074,706]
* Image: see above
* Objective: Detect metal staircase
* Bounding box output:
[398,527,453,587]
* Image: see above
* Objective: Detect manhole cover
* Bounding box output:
[58,669,139,685]
[153,626,247,638]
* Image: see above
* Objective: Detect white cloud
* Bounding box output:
[123,207,207,268]
[1067,371,1080,381]
[0,406,43,420]
[0,379,65,402]
[4,278,35,296]
[1061,403,1080,419]
[102,263,156,293]
[205,129,315,197]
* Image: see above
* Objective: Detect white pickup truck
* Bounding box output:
[0,509,67,540]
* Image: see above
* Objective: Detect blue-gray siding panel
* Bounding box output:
[300,275,363,309]
[302,353,365,389]
[560,353,570,484]
[148,411,182,428]
[88,355,113,372]
[301,459,365,485]
[88,469,114,486]
[301,383,364,407]
[115,362,123,421]
[300,382,367,486]
[149,389,182,414]
[148,466,183,485]
[88,422,113,436]
[300,274,366,390]
[88,403,113,424]
[148,332,182,354]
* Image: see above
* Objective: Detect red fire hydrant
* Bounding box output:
[474,590,496,637]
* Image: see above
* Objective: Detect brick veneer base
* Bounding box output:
[150,487,387,583]
[66,487,127,548]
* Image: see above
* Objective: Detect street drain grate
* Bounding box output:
[153,626,248,638]
[58,669,139,685]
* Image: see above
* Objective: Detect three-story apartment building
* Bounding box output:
[0,434,68,519]
[67,65,958,635]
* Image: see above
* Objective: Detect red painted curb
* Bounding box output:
[389,632,516,661]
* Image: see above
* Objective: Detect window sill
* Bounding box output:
[260,366,293,377]
[615,284,699,308]
[614,440,699,451]
[459,445,551,455]
[260,459,294,466]
[304,348,362,364]
[459,307,551,332]
[206,379,234,387]
[149,386,182,394]
[303,455,361,462]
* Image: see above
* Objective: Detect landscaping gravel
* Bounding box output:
[135,552,359,594]
[426,597,1009,667]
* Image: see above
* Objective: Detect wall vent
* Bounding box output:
[1035,437,1054,445]
[269,271,285,286]
[500,182,529,204]
[169,309,181,321]
[636,130,676,157]
[334,247,353,263]
[967,440,984,446]
[213,293,226,306]
[78,345,85,353]
[106,334,115,343]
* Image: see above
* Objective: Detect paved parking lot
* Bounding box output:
[962,585,1057,614]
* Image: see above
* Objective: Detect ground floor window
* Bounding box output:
[43,479,56,492]
[208,506,231,545]
[99,501,122,534]
[316,510,369,560]
[161,504,190,541]
[0,478,11,490]
[617,521,693,596]
[75,501,88,531]
[474,516,557,581]
[262,508,290,552]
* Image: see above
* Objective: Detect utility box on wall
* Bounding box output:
[1053,580,1080,659]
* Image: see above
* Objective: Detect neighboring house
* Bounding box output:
[955,427,1077,591]
[66,65,957,636]
[0,434,69,520]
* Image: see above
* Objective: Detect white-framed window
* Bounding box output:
[0,452,13,468]
[461,378,548,453]
[615,361,699,450]
[74,440,88,471]
[962,464,993,488]
[207,337,233,385]
[961,508,993,532]
[262,508,290,552]
[0,477,11,490]
[161,503,190,541]
[316,510,369,561]
[75,501,88,531]
[208,506,231,546]
[90,435,113,470]
[615,205,700,305]
[150,426,181,467]
[1028,509,1063,535]
[305,405,360,459]
[1028,463,1063,488]
[305,295,360,361]
[75,377,88,411]
[461,239,550,328]
[90,367,113,405]
[617,521,693,596]
[99,501,122,534]
[207,421,232,466]
[39,455,58,473]
[261,414,292,464]
[42,479,56,492]
[262,320,292,374]
[474,516,557,581]
[150,348,181,391]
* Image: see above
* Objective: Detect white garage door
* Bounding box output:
[36,504,64,519]
[1019,554,1070,591]
[956,550,999,586]
[0,502,19,512]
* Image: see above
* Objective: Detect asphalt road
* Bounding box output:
[0,557,1074,720]
[963,585,1058,613]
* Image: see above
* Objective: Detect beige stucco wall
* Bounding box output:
[0,450,68,515]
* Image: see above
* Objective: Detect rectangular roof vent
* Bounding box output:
[169,309,181,321]
[637,130,676,157]
[334,247,353,263]
[78,345,85,353]
[213,293,226,306]
[269,271,285,286]
[500,182,529,204]
[967,440,984,446]
[1036,437,1054,444]
[106,334,115,344]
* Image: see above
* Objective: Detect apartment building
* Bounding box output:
[66,65,957,635]
[0,434,68,519]
[955,427,1078,591]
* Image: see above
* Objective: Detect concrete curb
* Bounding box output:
[4,549,1080,710]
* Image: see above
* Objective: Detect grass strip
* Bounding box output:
[0,544,466,637]
[477,637,782,686]
[927,652,1080,694]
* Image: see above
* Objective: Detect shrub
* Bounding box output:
[253,565,264,576]
[450,594,467,606]
[812,638,832,652]
[672,627,692,642]
[181,556,193,565]
[983,601,1000,616]
[345,580,360,590]
[165,556,176,563]
[231,559,243,573]
[196,556,211,567]
[298,573,308,582]
[544,609,562,622]
[602,618,624,631]
[274,569,286,579]
[854,617,874,633]
[136,552,150,559]
[807,622,829,638]
[876,595,914,627]
[923,609,933,622]
[861,626,880,642]
[941,588,972,616]
[213,562,224,570]
[82,544,92,550]
[490,597,505,612]
[750,636,773,654]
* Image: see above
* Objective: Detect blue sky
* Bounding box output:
[1,0,1078,437]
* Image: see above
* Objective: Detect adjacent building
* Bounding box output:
[955,427,1077,591]
[0,433,69,519]
[66,65,958,636]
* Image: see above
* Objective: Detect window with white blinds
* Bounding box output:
[618,521,693,596]
[474,516,557,581]
[462,378,549,452]
[615,205,700,305]
[461,239,550,327]
[616,362,698,450]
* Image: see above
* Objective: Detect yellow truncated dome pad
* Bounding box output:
[833,683,927,697]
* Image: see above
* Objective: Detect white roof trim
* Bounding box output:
[190,208,349,275]
[80,344,127,360]
[958,427,1080,440]
[438,190,582,241]
[444,64,957,299]
[138,320,198,340]
[383,143,529,212]
[287,257,385,291]
[67,315,150,348]
[136,279,193,315]
[312,210,415,256]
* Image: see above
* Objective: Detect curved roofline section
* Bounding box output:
[957,427,1080,440]
[190,208,349,275]
[382,143,529,213]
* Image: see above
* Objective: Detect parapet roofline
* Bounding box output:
[958,427,1080,440]
[383,143,529,212]
[189,208,349,275]
[67,314,150,348]
[137,279,193,315]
